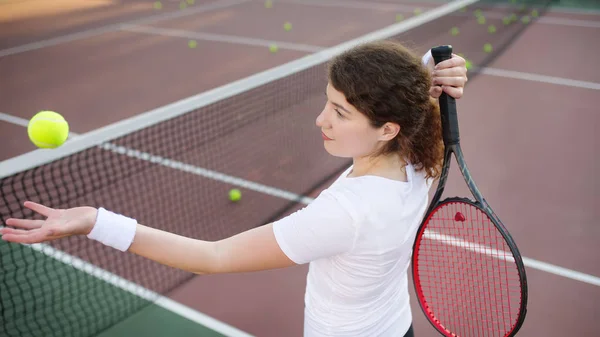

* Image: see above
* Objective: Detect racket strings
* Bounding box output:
[415,201,523,337]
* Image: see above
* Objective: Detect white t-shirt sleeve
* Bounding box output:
[272,187,359,264]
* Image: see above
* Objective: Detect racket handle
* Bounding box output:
[431,45,460,146]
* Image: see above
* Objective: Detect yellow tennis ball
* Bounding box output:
[414,8,422,16]
[450,27,459,36]
[269,43,279,53]
[27,111,69,149]
[465,59,473,70]
[188,40,197,48]
[483,43,493,53]
[283,22,292,31]
[395,13,404,22]
[229,189,242,202]
[264,0,273,8]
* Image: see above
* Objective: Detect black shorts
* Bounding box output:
[403,324,414,337]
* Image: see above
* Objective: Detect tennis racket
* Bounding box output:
[411,45,528,337]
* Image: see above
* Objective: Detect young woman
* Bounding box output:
[1,40,468,337]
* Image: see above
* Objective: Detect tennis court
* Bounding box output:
[1,0,599,336]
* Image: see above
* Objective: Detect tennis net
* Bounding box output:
[0,0,551,336]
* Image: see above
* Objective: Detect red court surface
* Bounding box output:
[1,0,599,336]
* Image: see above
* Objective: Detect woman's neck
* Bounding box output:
[349,153,408,182]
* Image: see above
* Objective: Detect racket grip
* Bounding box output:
[431,45,460,145]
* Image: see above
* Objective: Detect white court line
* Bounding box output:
[270,0,427,11]
[475,67,600,90]
[23,243,254,337]
[423,232,600,286]
[273,0,600,28]
[4,111,600,288]
[120,25,324,53]
[537,16,600,28]
[0,113,81,139]
[0,0,250,58]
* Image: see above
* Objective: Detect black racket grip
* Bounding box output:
[431,45,460,145]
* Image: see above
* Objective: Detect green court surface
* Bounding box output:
[96,305,226,337]
[0,242,238,337]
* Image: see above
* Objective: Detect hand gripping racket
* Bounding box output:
[411,45,528,337]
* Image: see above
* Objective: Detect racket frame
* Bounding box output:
[410,45,528,337]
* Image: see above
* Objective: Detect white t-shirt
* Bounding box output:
[272,163,432,337]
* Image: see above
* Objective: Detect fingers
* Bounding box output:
[433,76,467,87]
[434,54,466,70]
[442,85,464,99]
[432,67,466,78]
[0,228,49,244]
[429,86,442,98]
[24,201,54,217]
[5,218,44,229]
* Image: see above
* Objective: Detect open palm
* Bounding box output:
[0,201,97,244]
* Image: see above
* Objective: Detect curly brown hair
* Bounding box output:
[327,40,444,180]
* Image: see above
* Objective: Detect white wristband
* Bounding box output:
[422,49,433,68]
[87,208,137,252]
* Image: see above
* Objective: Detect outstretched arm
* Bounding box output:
[0,201,295,275]
[129,221,295,274]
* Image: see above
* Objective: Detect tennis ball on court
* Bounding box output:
[450,27,459,36]
[153,1,162,10]
[188,40,197,48]
[503,16,511,25]
[27,111,69,149]
[264,0,273,8]
[229,189,242,202]
[395,14,404,22]
[477,15,486,24]
[474,9,482,17]
[531,9,539,17]
[187,0,195,4]
[283,22,292,31]
[521,15,531,24]
[414,8,422,16]
[483,43,493,53]
[269,43,278,53]
[488,25,497,33]
[179,1,187,9]
[510,13,518,22]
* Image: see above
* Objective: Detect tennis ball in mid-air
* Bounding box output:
[483,43,493,53]
[27,111,69,149]
[269,43,279,53]
[229,189,242,202]
[450,27,459,36]
[283,22,292,31]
